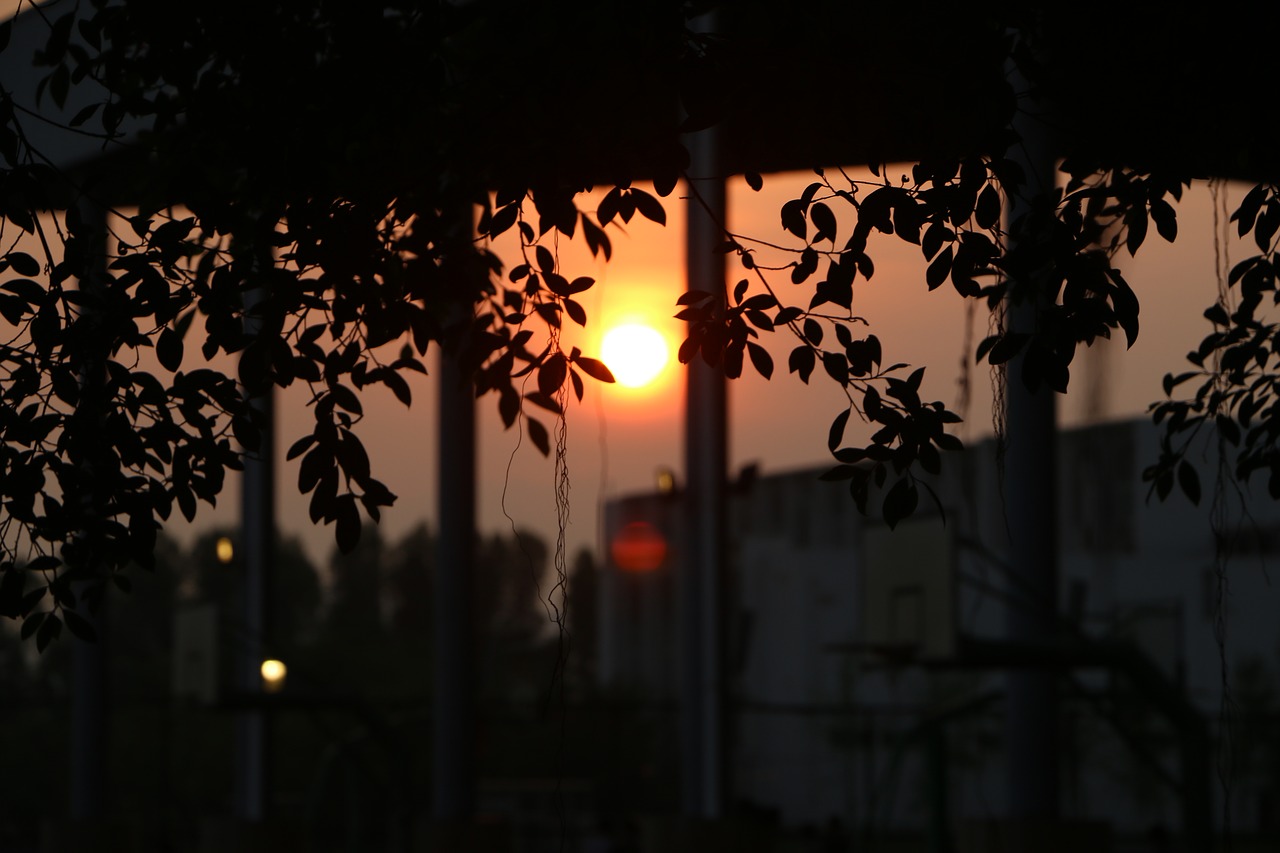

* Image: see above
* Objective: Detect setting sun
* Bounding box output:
[601,323,670,388]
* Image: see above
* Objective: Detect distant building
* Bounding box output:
[599,418,1280,841]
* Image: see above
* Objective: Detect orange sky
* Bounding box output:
[0,0,1242,578]
[164,170,1237,575]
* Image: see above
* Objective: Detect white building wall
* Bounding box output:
[601,417,1280,836]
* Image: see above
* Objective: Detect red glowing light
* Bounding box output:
[610,521,667,572]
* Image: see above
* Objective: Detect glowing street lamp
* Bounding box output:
[215,536,235,564]
[260,659,287,694]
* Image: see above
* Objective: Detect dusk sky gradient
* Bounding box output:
[0,1,1244,583]
[165,172,1242,581]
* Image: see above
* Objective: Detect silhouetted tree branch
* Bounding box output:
[1,1,1277,644]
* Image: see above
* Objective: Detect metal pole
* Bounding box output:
[69,623,106,820]
[927,727,951,853]
[69,196,108,824]
[433,343,476,821]
[682,55,728,819]
[235,272,275,823]
[235,248,278,825]
[1003,54,1059,827]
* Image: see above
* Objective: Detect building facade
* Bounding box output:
[599,418,1280,842]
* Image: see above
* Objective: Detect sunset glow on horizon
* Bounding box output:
[161,173,1236,578]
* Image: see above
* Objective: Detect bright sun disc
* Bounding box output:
[601,323,669,388]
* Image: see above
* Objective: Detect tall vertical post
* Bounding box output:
[682,33,728,819]
[1003,56,1059,830]
[69,610,106,821]
[433,342,476,823]
[69,197,108,826]
[235,272,275,823]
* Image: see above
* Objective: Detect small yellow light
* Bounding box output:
[260,658,287,693]
[656,468,676,494]
[215,537,234,564]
